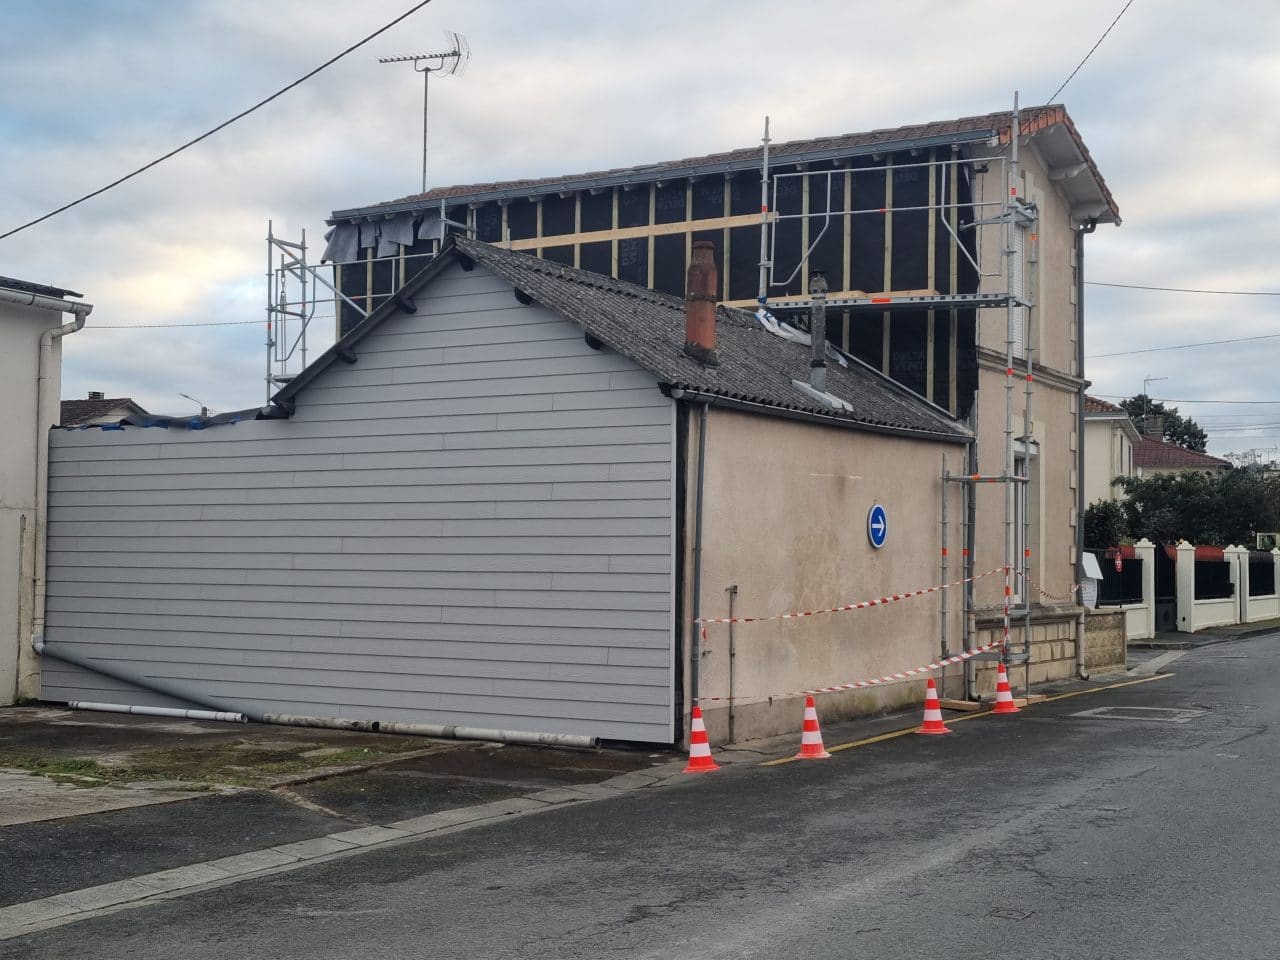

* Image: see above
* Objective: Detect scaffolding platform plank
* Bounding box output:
[763,291,1024,313]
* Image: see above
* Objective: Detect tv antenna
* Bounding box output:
[379,31,471,194]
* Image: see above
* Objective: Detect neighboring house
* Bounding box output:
[0,276,91,706]
[60,391,148,426]
[323,103,1120,671]
[39,238,972,744]
[1132,437,1232,478]
[1083,395,1139,504]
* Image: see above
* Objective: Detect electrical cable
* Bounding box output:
[1087,332,1280,359]
[1092,395,1280,405]
[1086,281,1280,296]
[0,0,436,242]
[83,320,268,329]
[1047,0,1137,102]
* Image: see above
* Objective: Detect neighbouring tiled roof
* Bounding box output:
[333,104,1117,223]
[60,398,146,426]
[1133,437,1232,470]
[455,238,968,440]
[275,238,969,442]
[1084,395,1125,414]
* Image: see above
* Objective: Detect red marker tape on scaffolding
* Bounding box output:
[693,567,1003,626]
[1018,572,1082,604]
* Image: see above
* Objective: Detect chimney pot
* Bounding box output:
[88,391,105,400]
[683,240,719,366]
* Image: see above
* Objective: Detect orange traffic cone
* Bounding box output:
[683,705,720,773]
[992,662,1020,714]
[917,677,952,735]
[794,696,831,760]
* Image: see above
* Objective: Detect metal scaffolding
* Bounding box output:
[757,93,1042,701]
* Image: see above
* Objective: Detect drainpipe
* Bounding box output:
[690,401,709,711]
[1075,218,1097,679]
[683,242,719,717]
[0,287,93,696]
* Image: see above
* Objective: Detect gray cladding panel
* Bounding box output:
[44,262,677,743]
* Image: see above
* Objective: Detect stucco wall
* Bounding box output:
[1083,418,1132,506]
[684,406,968,743]
[969,366,1079,610]
[0,302,64,704]
[961,137,1082,614]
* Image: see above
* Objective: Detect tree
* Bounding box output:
[1120,394,1208,452]
[1082,499,1129,548]
[1117,470,1280,545]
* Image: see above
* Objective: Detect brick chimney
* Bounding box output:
[683,240,719,366]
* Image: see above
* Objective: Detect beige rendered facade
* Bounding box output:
[683,406,969,742]
[1083,400,1139,505]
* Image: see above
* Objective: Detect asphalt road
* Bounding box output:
[6,636,1278,960]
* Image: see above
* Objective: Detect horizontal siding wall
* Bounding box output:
[44,262,676,742]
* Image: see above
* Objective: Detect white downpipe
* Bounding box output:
[9,286,93,696]
[67,701,248,724]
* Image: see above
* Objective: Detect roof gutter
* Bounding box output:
[664,387,972,445]
[9,287,95,698]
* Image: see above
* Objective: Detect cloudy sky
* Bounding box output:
[3,0,1277,455]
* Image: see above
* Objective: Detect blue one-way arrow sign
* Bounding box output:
[867,503,888,549]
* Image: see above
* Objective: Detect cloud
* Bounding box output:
[2,0,1278,451]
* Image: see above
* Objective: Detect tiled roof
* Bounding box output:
[277,238,969,443]
[1084,395,1125,414]
[334,104,1117,223]
[60,397,146,426]
[455,238,967,440]
[1133,437,1232,470]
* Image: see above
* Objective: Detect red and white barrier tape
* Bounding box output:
[695,639,1003,703]
[1018,573,1082,603]
[694,567,1004,626]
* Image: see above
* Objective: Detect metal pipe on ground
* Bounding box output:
[67,701,247,724]
[36,641,599,748]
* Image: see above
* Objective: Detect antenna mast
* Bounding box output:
[379,31,471,194]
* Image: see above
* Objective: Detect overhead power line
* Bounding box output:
[1047,0,1137,102]
[84,320,266,329]
[0,0,436,243]
[1087,332,1280,359]
[1086,281,1280,296]
[1092,396,1280,406]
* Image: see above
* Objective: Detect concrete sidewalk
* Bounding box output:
[0,660,1168,942]
[1129,618,1280,650]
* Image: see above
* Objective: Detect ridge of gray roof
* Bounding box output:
[275,238,968,442]
[330,103,1115,225]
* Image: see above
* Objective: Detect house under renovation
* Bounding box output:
[41,238,975,743]
[318,103,1121,689]
[34,103,1124,744]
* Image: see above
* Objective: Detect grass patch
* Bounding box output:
[0,736,438,789]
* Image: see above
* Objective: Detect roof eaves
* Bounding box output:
[270,240,464,408]
[330,128,998,222]
[664,384,971,444]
